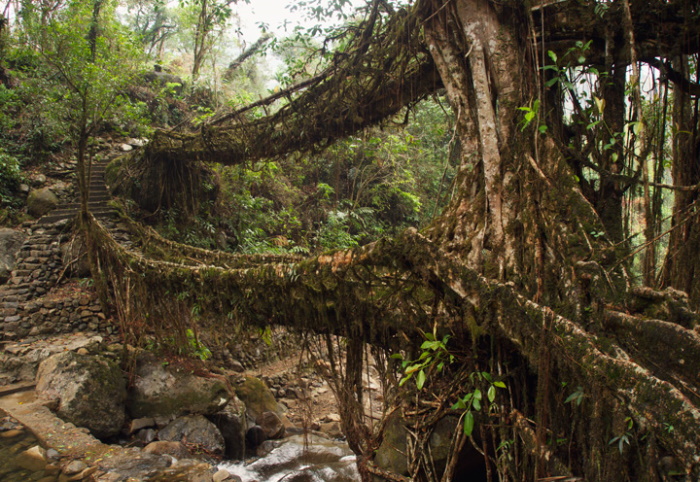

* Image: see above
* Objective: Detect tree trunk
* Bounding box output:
[422,0,610,304]
[87,0,103,62]
[661,56,700,307]
[191,0,208,82]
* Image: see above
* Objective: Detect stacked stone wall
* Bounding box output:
[0,221,115,341]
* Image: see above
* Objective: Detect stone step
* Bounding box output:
[54,200,110,211]
[21,250,54,258]
[24,237,55,245]
[37,209,115,225]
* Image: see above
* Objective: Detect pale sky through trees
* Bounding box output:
[236,0,367,40]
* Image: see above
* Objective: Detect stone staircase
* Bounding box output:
[36,159,115,225]
[0,158,119,341]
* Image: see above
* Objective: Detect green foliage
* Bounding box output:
[146,327,212,360]
[451,371,506,436]
[393,332,506,438]
[392,332,454,390]
[314,203,375,250]
[35,0,144,138]
[198,97,453,255]
[259,325,273,346]
[564,385,585,406]
[0,0,149,170]
[0,148,24,215]
[517,99,546,133]
[0,85,21,133]
[608,416,634,454]
[185,328,212,361]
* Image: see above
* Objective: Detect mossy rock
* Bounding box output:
[374,411,408,476]
[27,187,58,217]
[373,413,459,479]
[233,376,281,421]
[126,352,231,419]
[36,351,127,438]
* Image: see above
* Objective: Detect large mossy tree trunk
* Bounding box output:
[422,0,610,306]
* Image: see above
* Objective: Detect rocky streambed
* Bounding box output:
[0,332,364,481]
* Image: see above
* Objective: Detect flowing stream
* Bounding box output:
[219,434,361,482]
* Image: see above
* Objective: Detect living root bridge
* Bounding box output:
[84,213,700,476]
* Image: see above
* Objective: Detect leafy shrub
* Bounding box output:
[0,149,22,194]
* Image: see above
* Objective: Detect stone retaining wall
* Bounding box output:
[0,221,114,341]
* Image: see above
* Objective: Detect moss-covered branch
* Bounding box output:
[83,211,700,475]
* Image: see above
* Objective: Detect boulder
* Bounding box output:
[428,415,459,476]
[127,352,231,419]
[127,137,148,148]
[374,411,408,476]
[158,414,225,455]
[374,414,466,479]
[35,351,126,438]
[95,447,171,480]
[15,445,47,472]
[129,417,156,434]
[148,459,215,482]
[27,187,59,217]
[0,228,27,282]
[213,468,238,482]
[245,425,266,449]
[258,411,285,440]
[63,460,88,475]
[208,396,247,460]
[143,440,191,459]
[233,376,281,421]
[319,421,343,439]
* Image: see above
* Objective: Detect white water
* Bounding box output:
[218,434,360,482]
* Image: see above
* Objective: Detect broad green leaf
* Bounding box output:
[421,340,440,351]
[488,385,496,403]
[416,369,426,390]
[405,363,422,374]
[494,381,506,389]
[463,411,475,436]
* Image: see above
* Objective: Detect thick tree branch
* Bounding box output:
[223,33,272,81]
[645,58,700,97]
